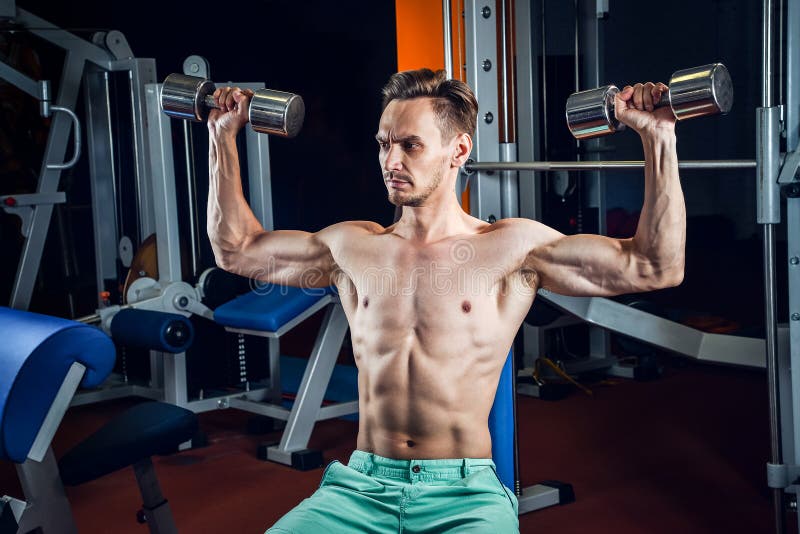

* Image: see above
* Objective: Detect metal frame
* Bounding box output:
[0,9,159,311]
[2,362,86,534]
[465,0,503,222]
[461,0,800,528]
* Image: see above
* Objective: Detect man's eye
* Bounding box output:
[404,142,419,150]
[378,142,388,150]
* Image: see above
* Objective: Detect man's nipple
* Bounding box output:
[461,300,472,313]
[363,296,369,308]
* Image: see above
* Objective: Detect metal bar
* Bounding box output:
[466,159,757,172]
[787,197,800,531]
[465,0,502,222]
[514,0,542,222]
[84,67,120,306]
[443,0,453,78]
[764,0,775,108]
[788,0,800,152]
[765,223,785,534]
[761,0,784,531]
[10,53,84,309]
[15,9,114,69]
[0,59,45,100]
[27,362,85,462]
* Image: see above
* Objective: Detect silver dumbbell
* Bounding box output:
[565,63,733,139]
[160,73,305,138]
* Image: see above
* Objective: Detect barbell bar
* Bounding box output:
[463,159,756,174]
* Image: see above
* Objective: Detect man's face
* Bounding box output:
[376,98,452,207]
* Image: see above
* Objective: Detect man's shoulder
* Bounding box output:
[316,220,388,243]
[479,217,548,236]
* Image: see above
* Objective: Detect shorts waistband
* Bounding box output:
[347,450,495,481]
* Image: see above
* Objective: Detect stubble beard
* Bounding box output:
[387,165,444,207]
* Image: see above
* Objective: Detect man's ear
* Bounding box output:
[451,133,473,167]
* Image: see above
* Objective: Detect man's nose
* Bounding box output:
[383,144,403,171]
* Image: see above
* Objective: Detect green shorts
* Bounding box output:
[267,450,519,534]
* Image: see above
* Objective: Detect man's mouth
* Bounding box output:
[386,174,412,188]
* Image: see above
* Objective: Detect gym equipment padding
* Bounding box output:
[0,307,115,463]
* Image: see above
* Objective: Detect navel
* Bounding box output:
[406,440,416,448]
[461,300,472,313]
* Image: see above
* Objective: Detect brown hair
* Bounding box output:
[381,68,478,140]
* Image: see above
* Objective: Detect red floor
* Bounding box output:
[0,357,789,533]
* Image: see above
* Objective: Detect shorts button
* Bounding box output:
[412,465,421,473]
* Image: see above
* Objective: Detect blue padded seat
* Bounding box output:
[59,402,198,486]
[0,307,115,463]
[488,350,515,490]
[213,285,335,332]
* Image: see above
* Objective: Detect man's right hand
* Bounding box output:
[208,86,254,138]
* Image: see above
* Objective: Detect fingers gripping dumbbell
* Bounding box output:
[160,73,305,138]
[565,63,733,139]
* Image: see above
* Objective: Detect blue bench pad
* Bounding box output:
[0,307,115,463]
[213,286,334,332]
[59,402,198,486]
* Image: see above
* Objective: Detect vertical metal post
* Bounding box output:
[245,127,274,231]
[498,0,519,219]
[787,196,800,531]
[143,83,182,283]
[578,0,611,365]
[517,0,545,370]
[759,1,784,532]
[788,0,799,153]
[10,53,85,309]
[515,0,542,223]
[465,0,502,222]
[127,59,158,241]
[84,67,120,305]
[443,0,453,79]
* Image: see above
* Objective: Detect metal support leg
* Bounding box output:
[269,337,282,406]
[162,352,188,407]
[787,197,800,531]
[12,448,78,534]
[267,304,349,464]
[133,458,177,534]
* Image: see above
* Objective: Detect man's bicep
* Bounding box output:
[527,234,646,297]
[232,229,336,287]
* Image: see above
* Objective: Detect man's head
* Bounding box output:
[377,69,476,207]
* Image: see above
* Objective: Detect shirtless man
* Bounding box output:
[207,68,685,533]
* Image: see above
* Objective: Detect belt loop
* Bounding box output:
[462,458,471,478]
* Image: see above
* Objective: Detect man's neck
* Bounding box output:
[394,194,476,242]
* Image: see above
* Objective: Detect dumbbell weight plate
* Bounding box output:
[669,63,733,120]
[565,85,624,140]
[250,90,305,138]
[161,73,216,122]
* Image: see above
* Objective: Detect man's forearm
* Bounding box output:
[207,133,264,263]
[632,129,686,281]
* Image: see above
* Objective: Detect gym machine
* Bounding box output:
[456,0,800,531]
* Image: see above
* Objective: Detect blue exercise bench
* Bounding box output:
[213,285,355,469]
[0,307,197,534]
[490,350,574,514]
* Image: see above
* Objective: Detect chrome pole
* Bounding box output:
[761,0,784,531]
[465,159,757,173]
[442,0,453,79]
